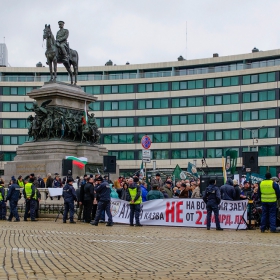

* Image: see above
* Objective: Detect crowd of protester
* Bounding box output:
[0,171,279,232]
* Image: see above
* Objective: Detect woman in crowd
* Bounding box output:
[191,182,201,198]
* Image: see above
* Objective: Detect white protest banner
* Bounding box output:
[110,198,247,230]
[48,188,63,196]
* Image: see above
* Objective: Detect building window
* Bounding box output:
[242,90,275,103]
[103,117,134,127]
[171,80,203,91]
[206,112,239,123]
[138,82,169,93]
[206,93,239,106]
[206,76,239,88]
[171,149,203,159]
[242,109,275,121]
[207,130,239,141]
[138,116,168,126]
[138,99,168,109]
[172,132,203,142]
[104,100,133,111]
[84,85,101,95]
[242,72,275,85]
[172,114,203,125]
[172,96,203,108]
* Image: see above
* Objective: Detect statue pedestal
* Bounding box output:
[4,82,107,180]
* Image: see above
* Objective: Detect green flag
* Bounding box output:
[172,164,182,180]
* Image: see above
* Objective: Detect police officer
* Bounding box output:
[6,176,21,222]
[62,177,77,223]
[90,176,113,226]
[23,178,37,221]
[17,175,24,188]
[128,177,143,226]
[203,179,223,231]
[0,178,7,220]
[258,173,280,233]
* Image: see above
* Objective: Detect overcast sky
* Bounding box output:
[1,0,280,67]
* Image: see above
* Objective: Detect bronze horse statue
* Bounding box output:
[43,24,79,84]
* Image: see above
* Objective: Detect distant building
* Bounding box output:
[0,48,280,177]
[0,44,8,67]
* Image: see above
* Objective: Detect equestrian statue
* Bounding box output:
[43,21,79,85]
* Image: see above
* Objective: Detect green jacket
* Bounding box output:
[147,190,164,201]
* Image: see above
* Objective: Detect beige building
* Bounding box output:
[0,48,280,176]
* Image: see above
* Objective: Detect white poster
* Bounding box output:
[110,198,248,229]
[48,188,63,196]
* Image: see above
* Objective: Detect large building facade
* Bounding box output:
[1,49,280,176]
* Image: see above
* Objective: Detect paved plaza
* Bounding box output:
[0,219,279,280]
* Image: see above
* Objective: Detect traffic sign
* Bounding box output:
[141,135,152,149]
[142,149,151,158]
[142,158,151,163]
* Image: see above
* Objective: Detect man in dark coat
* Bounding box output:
[220,178,235,200]
[6,176,21,222]
[178,183,189,198]
[90,176,113,226]
[83,177,95,223]
[203,179,223,231]
[62,177,77,224]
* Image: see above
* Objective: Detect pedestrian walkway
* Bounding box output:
[0,220,279,279]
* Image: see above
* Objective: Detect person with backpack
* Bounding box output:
[203,179,223,231]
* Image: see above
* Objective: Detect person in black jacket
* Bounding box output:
[78,174,87,221]
[90,176,113,226]
[220,178,235,200]
[233,180,241,201]
[62,177,77,224]
[83,177,95,223]
[6,176,21,222]
[203,179,223,231]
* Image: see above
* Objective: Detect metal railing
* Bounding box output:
[1,58,280,82]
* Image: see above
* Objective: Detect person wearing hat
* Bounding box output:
[151,173,163,189]
[162,181,173,198]
[203,179,223,230]
[62,177,77,224]
[259,173,280,233]
[90,176,113,226]
[128,177,143,226]
[29,173,39,188]
[23,177,37,222]
[56,21,69,60]
[240,181,252,200]
[6,176,21,222]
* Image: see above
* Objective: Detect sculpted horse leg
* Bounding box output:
[48,57,53,81]
[53,59,57,81]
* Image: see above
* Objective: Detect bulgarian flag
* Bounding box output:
[65,156,88,169]
[82,101,88,125]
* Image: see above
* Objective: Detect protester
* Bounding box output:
[173,187,179,197]
[178,183,189,198]
[220,178,235,200]
[83,177,95,223]
[120,182,129,201]
[6,176,21,222]
[160,187,169,198]
[23,177,37,222]
[147,185,164,200]
[240,181,252,199]
[203,179,223,230]
[259,173,280,233]
[128,177,143,226]
[37,175,45,188]
[162,181,173,198]
[233,180,241,201]
[151,173,164,188]
[45,173,53,188]
[90,176,113,226]
[191,182,201,198]
[140,181,148,202]
[62,177,77,224]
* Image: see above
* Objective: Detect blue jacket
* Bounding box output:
[53,179,61,188]
[62,184,77,203]
[6,183,21,202]
[203,184,221,204]
[141,185,148,202]
[94,180,111,202]
[220,179,235,200]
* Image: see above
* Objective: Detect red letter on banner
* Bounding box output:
[176,201,183,223]
[166,201,175,222]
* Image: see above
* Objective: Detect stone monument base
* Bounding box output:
[4,141,107,180]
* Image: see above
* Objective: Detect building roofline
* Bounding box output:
[1,48,280,73]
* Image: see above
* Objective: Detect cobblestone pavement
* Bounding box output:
[0,220,280,280]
